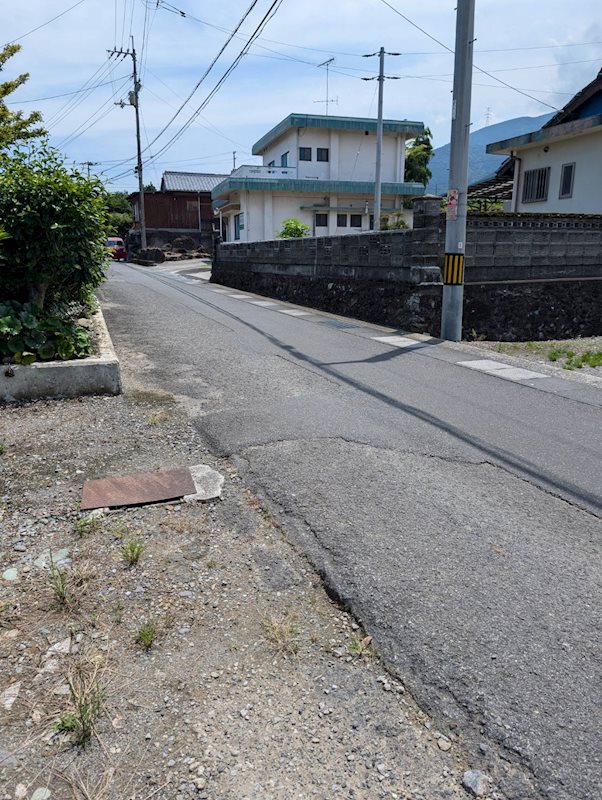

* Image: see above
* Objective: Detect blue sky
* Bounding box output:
[3,0,601,192]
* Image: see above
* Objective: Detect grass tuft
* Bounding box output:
[136,622,157,650]
[73,515,101,539]
[121,539,144,567]
[347,634,374,658]
[261,614,300,655]
[48,551,70,608]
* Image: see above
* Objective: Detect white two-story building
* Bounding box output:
[211,113,426,242]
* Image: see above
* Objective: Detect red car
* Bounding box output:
[105,237,127,261]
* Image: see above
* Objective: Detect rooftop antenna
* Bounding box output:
[314,58,337,115]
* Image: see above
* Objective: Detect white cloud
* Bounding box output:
[3,0,600,190]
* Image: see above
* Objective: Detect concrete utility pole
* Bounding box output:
[362,49,400,232]
[110,36,147,250]
[79,161,99,177]
[233,151,237,170]
[440,0,476,341]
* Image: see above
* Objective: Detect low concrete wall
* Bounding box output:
[212,198,602,340]
[0,309,121,403]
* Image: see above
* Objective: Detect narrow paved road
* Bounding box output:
[103,263,601,800]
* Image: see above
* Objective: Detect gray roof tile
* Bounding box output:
[161,171,229,193]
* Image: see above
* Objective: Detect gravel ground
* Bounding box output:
[0,387,493,799]
[469,336,602,374]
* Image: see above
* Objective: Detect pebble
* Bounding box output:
[462,769,490,797]
[31,789,52,800]
[437,737,452,751]
[2,567,18,582]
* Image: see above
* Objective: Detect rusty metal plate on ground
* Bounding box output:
[81,467,196,510]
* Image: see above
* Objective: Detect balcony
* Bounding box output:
[231,164,297,179]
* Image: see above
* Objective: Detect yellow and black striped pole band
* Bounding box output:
[443,253,464,285]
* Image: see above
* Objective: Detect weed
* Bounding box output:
[262,614,300,655]
[71,560,95,589]
[206,559,217,569]
[49,551,70,608]
[548,348,563,362]
[136,622,157,650]
[547,347,602,370]
[111,519,129,540]
[63,651,105,747]
[147,410,168,426]
[54,712,78,733]
[73,516,100,539]
[121,539,144,567]
[0,442,5,455]
[347,634,374,658]
[160,515,190,534]
[112,601,124,624]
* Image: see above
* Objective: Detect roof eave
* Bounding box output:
[486,113,602,154]
[251,113,425,155]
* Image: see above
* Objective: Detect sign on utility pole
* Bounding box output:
[362,49,399,232]
[440,0,475,341]
[110,36,147,251]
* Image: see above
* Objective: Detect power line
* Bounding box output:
[44,57,120,129]
[107,0,286,181]
[56,75,131,148]
[3,0,88,45]
[5,75,130,105]
[377,0,560,111]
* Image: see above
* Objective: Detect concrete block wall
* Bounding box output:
[213,198,602,340]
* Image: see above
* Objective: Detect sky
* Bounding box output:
[2,0,601,193]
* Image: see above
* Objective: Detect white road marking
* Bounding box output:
[250,300,280,307]
[278,309,312,316]
[211,289,230,293]
[371,335,425,349]
[458,359,547,381]
[228,293,252,299]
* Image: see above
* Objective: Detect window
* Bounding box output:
[234,212,244,240]
[369,215,374,230]
[559,163,575,199]
[280,151,289,167]
[350,214,362,228]
[299,147,312,161]
[267,160,275,167]
[317,147,329,162]
[315,213,328,227]
[337,214,347,227]
[522,167,550,203]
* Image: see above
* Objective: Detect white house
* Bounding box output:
[211,113,426,242]
[486,68,602,213]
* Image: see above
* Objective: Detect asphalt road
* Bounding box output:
[103,262,602,800]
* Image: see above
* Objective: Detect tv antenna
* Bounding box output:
[314,58,338,115]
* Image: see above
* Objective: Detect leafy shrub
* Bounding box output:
[276,218,311,238]
[0,300,91,363]
[0,141,108,310]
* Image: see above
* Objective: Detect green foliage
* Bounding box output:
[404,127,434,188]
[106,191,131,214]
[122,538,144,566]
[136,622,157,650]
[380,212,408,230]
[547,347,602,369]
[143,182,157,192]
[276,218,311,238]
[0,44,45,151]
[0,300,91,363]
[0,141,108,309]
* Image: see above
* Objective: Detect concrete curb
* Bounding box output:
[0,308,122,403]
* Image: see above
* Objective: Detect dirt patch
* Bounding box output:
[0,393,485,799]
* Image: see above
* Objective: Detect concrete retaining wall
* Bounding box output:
[212,198,602,340]
[0,309,121,403]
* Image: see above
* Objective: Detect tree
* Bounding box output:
[0,142,108,310]
[143,182,157,192]
[0,44,45,151]
[106,191,133,239]
[276,218,310,238]
[404,127,434,188]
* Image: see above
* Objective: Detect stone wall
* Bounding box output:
[212,198,602,340]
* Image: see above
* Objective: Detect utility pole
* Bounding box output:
[109,36,147,250]
[80,161,99,177]
[233,151,237,170]
[440,0,475,341]
[362,49,400,231]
